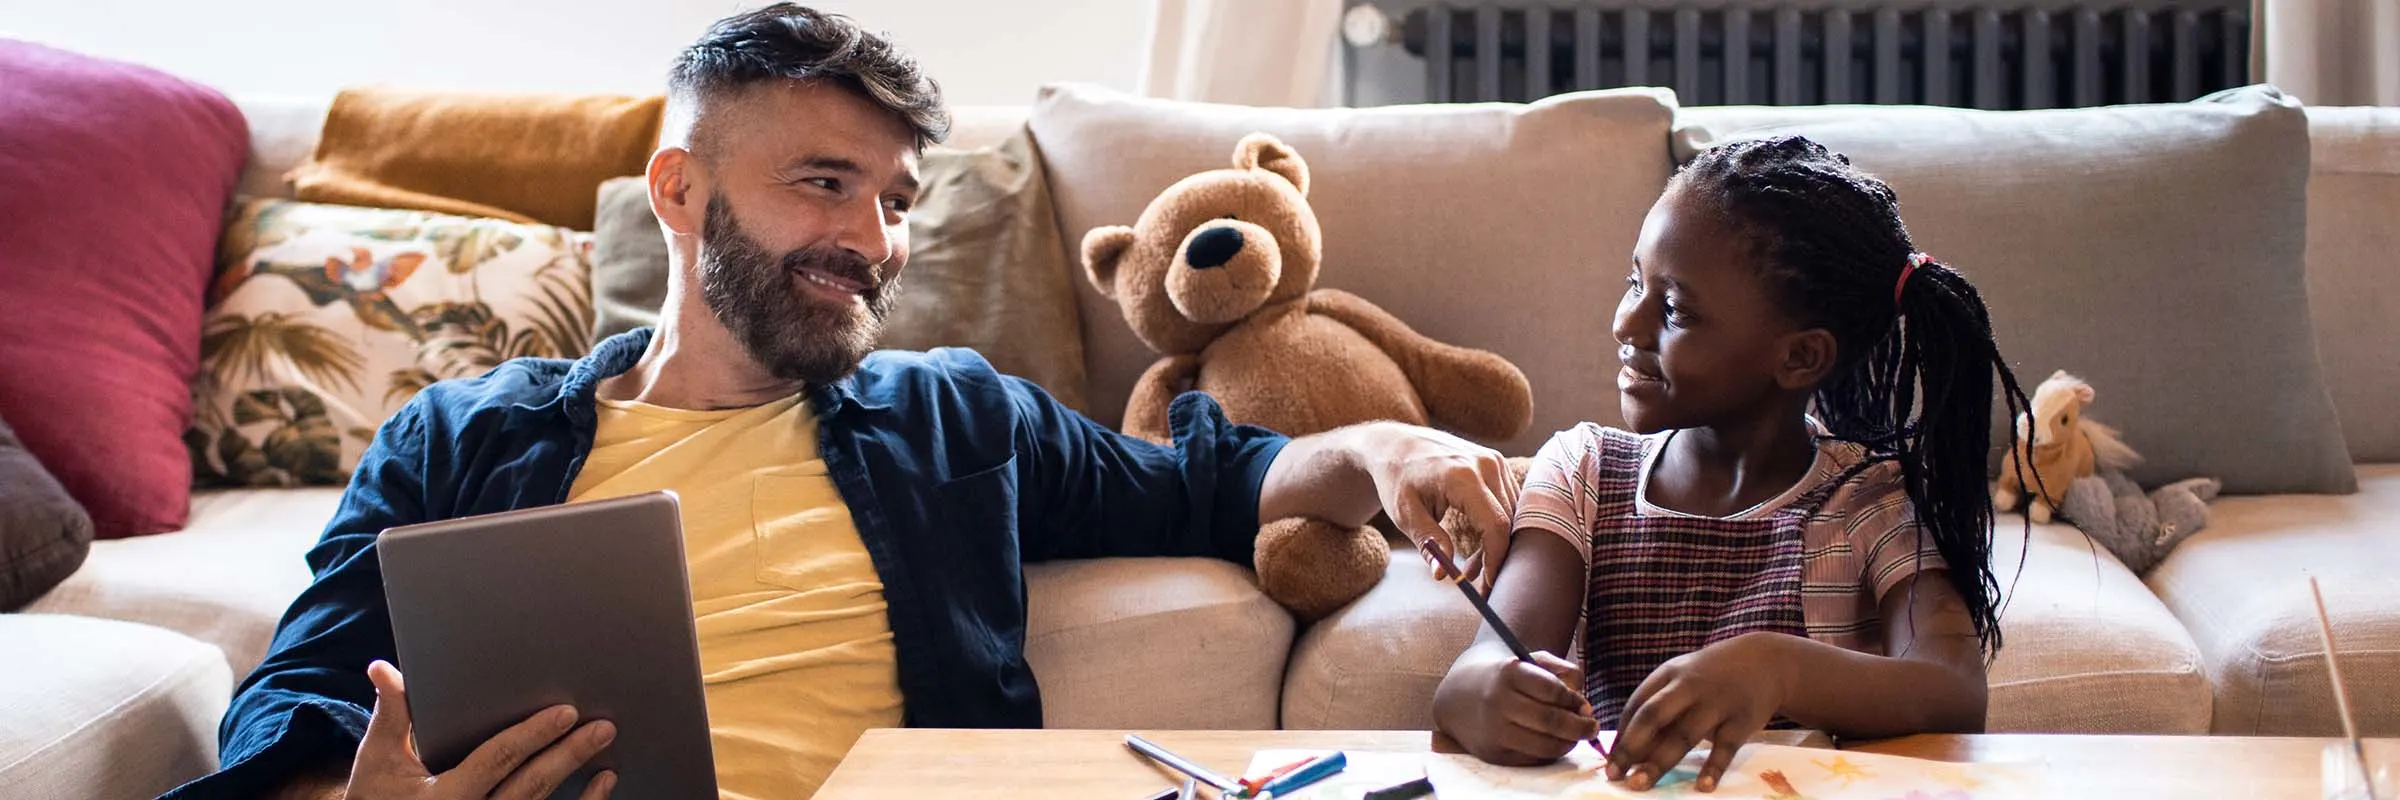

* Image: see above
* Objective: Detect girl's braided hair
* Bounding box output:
[1672,135,2032,657]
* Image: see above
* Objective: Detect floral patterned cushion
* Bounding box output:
[190,199,595,487]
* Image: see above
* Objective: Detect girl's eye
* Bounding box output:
[1624,272,1642,292]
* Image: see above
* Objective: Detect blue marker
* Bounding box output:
[1256,751,1347,798]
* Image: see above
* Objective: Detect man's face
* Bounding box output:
[692,80,921,385]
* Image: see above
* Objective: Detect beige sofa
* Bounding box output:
[6,86,2396,800]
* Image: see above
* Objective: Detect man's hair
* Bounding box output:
[668,3,950,151]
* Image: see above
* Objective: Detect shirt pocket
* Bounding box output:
[751,466,857,591]
[923,456,1022,606]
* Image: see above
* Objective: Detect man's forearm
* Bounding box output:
[1255,422,1387,528]
[268,758,350,800]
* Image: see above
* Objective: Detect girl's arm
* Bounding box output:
[1431,529,1597,765]
[1772,569,1989,736]
[1605,569,1988,791]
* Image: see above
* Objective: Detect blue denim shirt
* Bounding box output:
[162,328,1289,798]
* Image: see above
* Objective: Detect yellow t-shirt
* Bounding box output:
[566,394,901,800]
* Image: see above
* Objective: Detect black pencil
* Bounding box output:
[1425,539,1611,758]
[1422,543,1534,663]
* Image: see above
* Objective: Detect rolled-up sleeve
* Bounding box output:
[1009,380,1288,565]
[162,401,431,798]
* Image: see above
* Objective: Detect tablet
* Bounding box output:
[379,490,717,798]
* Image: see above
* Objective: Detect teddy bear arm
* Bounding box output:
[1124,354,1202,445]
[1305,289,1534,443]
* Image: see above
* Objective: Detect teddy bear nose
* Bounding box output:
[1184,226,1245,269]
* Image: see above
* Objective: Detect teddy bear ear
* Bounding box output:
[1232,132,1310,196]
[1081,225,1138,298]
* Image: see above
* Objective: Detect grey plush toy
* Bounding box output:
[2058,470,2222,574]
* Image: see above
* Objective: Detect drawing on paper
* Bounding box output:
[1423,741,2046,800]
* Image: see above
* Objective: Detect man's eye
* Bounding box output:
[884,196,913,213]
[807,177,840,192]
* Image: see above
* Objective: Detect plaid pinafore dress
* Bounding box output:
[1577,426,1875,727]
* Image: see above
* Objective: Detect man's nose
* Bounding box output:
[837,199,899,267]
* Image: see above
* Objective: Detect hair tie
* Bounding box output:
[1896,252,1932,307]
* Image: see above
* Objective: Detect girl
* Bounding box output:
[1430,135,2031,793]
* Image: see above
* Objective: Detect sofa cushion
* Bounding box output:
[2147,464,2400,736]
[0,412,93,611]
[1285,523,2212,734]
[25,488,341,678]
[0,39,248,538]
[2301,107,2400,461]
[195,200,595,487]
[1282,539,1477,731]
[0,614,233,800]
[1984,519,2213,734]
[1023,557,1291,729]
[1030,83,1679,457]
[1672,87,2354,496]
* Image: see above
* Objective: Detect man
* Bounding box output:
[164,6,1516,799]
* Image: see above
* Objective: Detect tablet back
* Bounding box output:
[380,490,716,799]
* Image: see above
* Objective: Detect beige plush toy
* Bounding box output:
[1082,133,1535,620]
[1994,370,2139,523]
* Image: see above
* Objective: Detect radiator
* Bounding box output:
[1339,0,2253,108]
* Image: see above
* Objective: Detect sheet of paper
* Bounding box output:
[1241,749,1429,800]
[1423,741,2049,800]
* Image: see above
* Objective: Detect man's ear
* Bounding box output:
[647,147,702,236]
[1231,132,1309,196]
[1082,226,1137,298]
[1776,328,1839,391]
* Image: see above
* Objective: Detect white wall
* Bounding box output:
[0,0,1148,106]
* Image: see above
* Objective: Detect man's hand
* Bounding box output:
[1362,424,1517,586]
[1257,421,1516,585]
[1604,633,1794,794]
[342,660,618,800]
[1433,647,1598,766]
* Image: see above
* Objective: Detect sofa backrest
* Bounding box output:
[231,93,2400,468]
[2299,107,2400,462]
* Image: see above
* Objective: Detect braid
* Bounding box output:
[1671,135,2032,658]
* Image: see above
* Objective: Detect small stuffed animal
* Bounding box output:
[1082,133,1535,620]
[2058,471,2221,574]
[1994,370,2138,524]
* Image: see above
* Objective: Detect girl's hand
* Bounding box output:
[1433,649,1599,766]
[1606,632,1796,793]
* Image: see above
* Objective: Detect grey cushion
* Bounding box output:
[1673,86,2354,495]
[590,175,671,343]
[586,130,1092,411]
[0,412,92,610]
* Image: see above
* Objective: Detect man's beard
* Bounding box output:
[697,191,898,386]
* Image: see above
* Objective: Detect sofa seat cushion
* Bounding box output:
[1024,557,1292,730]
[0,614,233,800]
[1286,520,2211,734]
[1985,519,2212,734]
[2147,464,2400,736]
[26,488,340,678]
[1281,538,1477,730]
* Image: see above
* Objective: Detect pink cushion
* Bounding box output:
[0,40,246,538]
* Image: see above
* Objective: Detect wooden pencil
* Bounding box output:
[2309,575,2377,798]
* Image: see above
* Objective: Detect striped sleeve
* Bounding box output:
[1839,461,1950,602]
[1514,423,1602,566]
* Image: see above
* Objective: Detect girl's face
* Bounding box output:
[1612,188,1809,434]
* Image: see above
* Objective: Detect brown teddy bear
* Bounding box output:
[1081,132,1535,619]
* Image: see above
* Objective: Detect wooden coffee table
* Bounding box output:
[816,728,2384,799]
